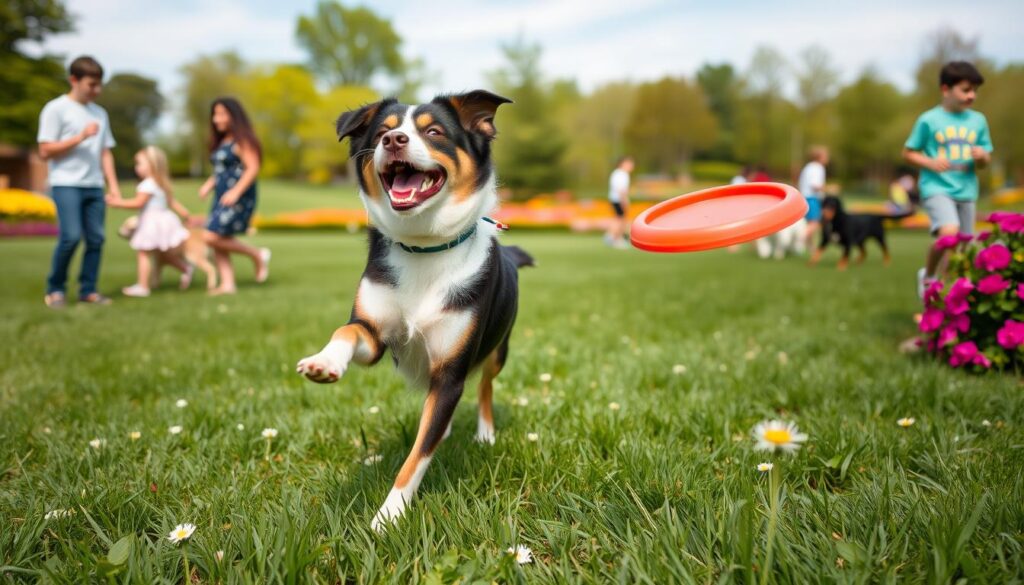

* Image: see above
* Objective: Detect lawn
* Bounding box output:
[1,226,1022,583]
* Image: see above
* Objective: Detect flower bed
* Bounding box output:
[919,211,1024,371]
[0,188,58,237]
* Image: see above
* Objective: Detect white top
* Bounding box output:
[608,168,630,203]
[730,175,747,185]
[798,161,826,199]
[137,178,169,212]
[37,95,116,188]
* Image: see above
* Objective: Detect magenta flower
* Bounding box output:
[987,211,1016,223]
[974,244,1011,272]
[977,274,1011,295]
[996,214,1024,233]
[919,307,945,333]
[975,230,991,241]
[1019,283,1024,301]
[936,325,958,347]
[949,341,980,367]
[934,234,965,251]
[997,320,1024,349]
[945,278,974,315]
[948,313,970,333]
[974,353,992,368]
[924,280,944,306]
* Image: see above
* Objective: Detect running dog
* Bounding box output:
[296,91,533,531]
[810,196,912,269]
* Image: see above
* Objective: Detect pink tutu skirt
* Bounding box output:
[130,210,190,251]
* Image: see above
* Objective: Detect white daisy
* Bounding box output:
[672,364,687,375]
[168,425,183,435]
[526,432,539,442]
[215,550,225,562]
[897,417,915,428]
[129,431,141,441]
[516,396,529,407]
[236,423,245,431]
[608,402,621,411]
[752,420,808,454]
[507,545,533,564]
[175,399,188,408]
[261,428,278,439]
[539,373,552,383]
[88,438,104,449]
[368,406,380,414]
[44,508,74,520]
[982,419,992,427]
[363,454,383,466]
[757,462,774,472]
[168,523,196,544]
[777,352,789,365]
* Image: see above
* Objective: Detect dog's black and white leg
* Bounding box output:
[372,368,465,531]
[297,317,385,383]
[475,337,509,444]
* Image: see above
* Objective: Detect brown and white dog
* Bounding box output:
[296,91,533,531]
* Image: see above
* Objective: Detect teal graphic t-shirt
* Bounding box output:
[904,106,993,201]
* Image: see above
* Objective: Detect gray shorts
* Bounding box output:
[922,194,976,235]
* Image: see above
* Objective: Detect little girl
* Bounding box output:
[106,146,193,297]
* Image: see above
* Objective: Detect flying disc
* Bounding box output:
[630,182,808,253]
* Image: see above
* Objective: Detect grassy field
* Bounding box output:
[2,224,1023,583]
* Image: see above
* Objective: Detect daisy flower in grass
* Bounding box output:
[897,417,915,428]
[216,550,225,562]
[608,402,621,411]
[363,454,383,466]
[539,373,552,383]
[261,428,278,439]
[168,425,183,435]
[129,431,141,441]
[757,462,774,472]
[45,508,74,520]
[236,423,245,431]
[526,432,539,442]
[752,420,807,454]
[507,545,533,564]
[88,438,104,449]
[368,406,380,414]
[175,399,188,408]
[672,364,687,375]
[168,523,196,544]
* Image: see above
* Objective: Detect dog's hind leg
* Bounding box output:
[475,336,509,445]
[856,244,867,264]
[373,375,464,531]
[876,234,891,266]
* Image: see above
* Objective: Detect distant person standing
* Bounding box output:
[798,146,829,251]
[905,61,993,299]
[38,55,120,308]
[730,166,751,185]
[199,97,270,295]
[604,156,634,249]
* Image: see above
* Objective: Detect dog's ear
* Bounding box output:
[436,90,512,139]
[336,101,384,143]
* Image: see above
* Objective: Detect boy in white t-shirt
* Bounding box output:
[798,146,829,251]
[604,156,634,249]
[38,55,120,308]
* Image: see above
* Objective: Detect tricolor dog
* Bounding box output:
[296,91,533,531]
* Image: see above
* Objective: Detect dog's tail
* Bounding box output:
[502,245,535,269]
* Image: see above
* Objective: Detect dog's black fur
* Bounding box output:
[814,196,913,268]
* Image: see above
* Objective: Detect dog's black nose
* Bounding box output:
[381,131,409,152]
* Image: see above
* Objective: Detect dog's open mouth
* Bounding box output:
[379,160,447,210]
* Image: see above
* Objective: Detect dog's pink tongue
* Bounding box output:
[391,171,425,196]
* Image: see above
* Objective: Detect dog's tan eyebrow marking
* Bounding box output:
[383,114,399,128]
[415,113,434,128]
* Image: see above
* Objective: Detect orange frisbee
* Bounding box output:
[630,182,808,253]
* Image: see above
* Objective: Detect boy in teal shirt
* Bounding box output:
[905,61,994,299]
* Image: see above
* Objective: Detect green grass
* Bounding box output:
[2,227,1023,583]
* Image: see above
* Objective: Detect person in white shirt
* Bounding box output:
[798,146,829,251]
[604,156,634,249]
[37,56,121,308]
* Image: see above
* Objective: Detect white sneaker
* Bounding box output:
[256,248,271,283]
[179,264,195,290]
[122,284,151,298]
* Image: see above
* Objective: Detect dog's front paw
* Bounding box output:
[371,490,408,532]
[296,352,348,384]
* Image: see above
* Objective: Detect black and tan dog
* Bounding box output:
[810,195,912,269]
[296,91,533,530]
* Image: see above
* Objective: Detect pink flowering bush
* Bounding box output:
[919,211,1024,371]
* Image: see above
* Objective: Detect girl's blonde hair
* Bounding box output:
[138,146,174,202]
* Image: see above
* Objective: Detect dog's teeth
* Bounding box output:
[423,177,433,189]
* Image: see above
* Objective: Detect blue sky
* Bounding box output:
[27,0,1024,108]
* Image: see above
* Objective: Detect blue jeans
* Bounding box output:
[46,186,106,297]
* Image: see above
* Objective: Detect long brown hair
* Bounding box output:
[207,97,262,161]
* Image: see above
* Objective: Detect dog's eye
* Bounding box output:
[374,127,388,141]
[425,126,444,137]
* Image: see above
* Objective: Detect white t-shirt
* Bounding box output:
[137,178,169,213]
[608,168,630,203]
[798,161,826,199]
[37,95,116,188]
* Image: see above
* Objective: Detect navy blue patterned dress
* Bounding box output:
[206,141,257,236]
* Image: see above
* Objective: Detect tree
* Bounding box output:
[0,0,74,146]
[563,81,636,189]
[179,51,245,175]
[733,46,797,175]
[794,45,840,170]
[624,77,718,175]
[913,28,983,109]
[297,85,378,184]
[295,2,405,87]
[487,38,568,197]
[233,65,320,178]
[833,68,908,186]
[96,73,164,171]
[697,63,739,160]
[984,65,1024,184]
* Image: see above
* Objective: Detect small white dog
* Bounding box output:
[755,217,807,260]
